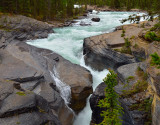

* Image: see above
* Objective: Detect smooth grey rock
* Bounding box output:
[91,18,100,22]
[0,92,36,118]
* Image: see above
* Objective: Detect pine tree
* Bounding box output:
[98,70,123,125]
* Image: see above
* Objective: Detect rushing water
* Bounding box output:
[28,11,142,125]
[50,66,71,104]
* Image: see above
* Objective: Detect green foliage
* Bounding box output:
[121,33,125,37]
[150,52,160,68]
[145,31,160,42]
[124,38,131,47]
[0,0,85,20]
[97,70,123,125]
[0,0,159,21]
[130,35,135,39]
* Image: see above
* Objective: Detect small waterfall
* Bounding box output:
[50,66,71,105]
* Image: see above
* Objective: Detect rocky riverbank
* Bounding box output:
[86,20,160,125]
[0,14,93,125]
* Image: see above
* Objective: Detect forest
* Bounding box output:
[0,0,159,21]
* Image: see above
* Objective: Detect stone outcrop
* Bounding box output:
[88,20,160,125]
[145,42,160,125]
[0,15,54,41]
[0,15,93,125]
[56,58,93,112]
[83,36,135,71]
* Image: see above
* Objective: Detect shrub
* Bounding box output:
[145,31,160,42]
[130,35,135,39]
[150,52,160,68]
[98,70,123,125]
[122,29,125,34]
[133,43,138,49]
[121,33,125,37]
[120,47,132,54]
[124,38,131,47]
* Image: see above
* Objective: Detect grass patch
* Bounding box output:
[126,76,135,83]
[119,38,132,54]
[121,80,148,97]
[129,98,152,125]
[114,38,132,54]
[137,66,148,81]
[122,67,148,97]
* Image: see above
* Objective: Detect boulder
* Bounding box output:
[83,37,135,71]
[88,9,93,13]
[56,57,93,112]
[91,18,100,22]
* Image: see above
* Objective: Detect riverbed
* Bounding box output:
[28,11,141,125]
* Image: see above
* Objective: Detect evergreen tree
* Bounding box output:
[98,70,123,125]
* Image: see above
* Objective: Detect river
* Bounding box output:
[28,11,141,125]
